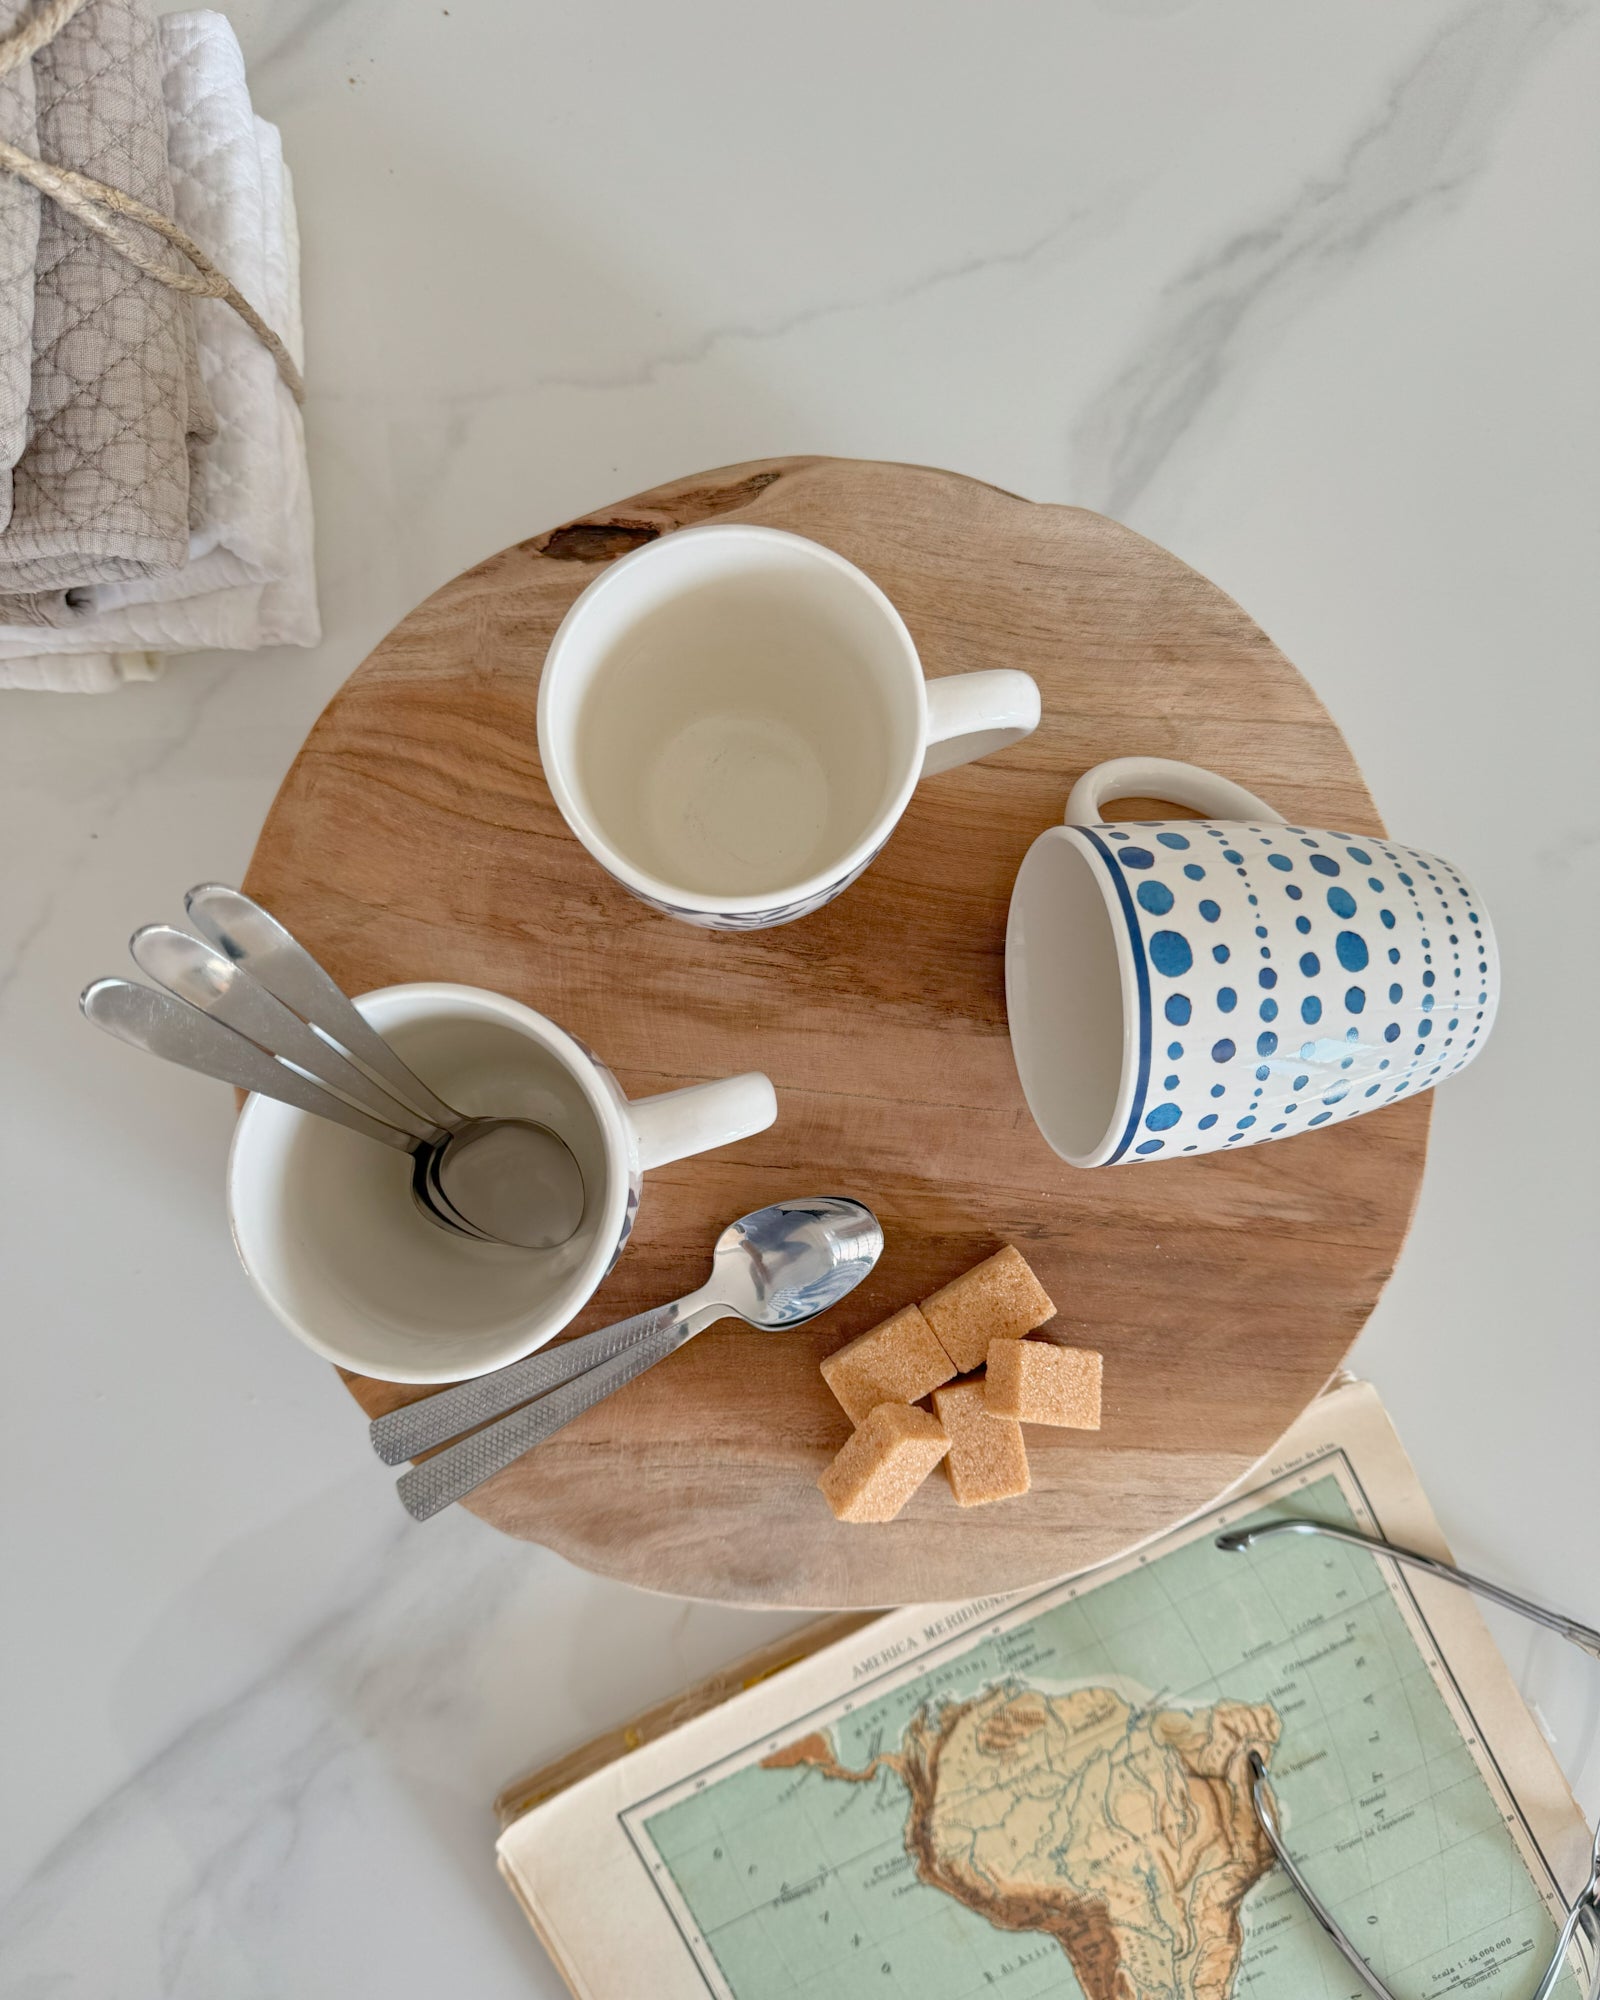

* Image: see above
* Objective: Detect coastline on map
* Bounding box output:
[762,1680,1283,2000]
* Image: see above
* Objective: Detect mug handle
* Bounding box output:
[1065,756,1285,827]
[922,670,1041,777]
[626,1072,777,1172]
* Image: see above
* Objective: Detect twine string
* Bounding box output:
[0,0,305,404]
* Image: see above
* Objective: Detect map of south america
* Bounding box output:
[765,1685,1281,2000]
[634,1468,1579,2000]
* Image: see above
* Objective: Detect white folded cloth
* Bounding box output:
[0,11,316,691]
[0,646,162,691]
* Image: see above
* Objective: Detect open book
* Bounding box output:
[497,1381,1593,1999]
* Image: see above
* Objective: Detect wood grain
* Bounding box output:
[245,458,1429,1607]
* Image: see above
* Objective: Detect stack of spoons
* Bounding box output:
[81,884,587,1249]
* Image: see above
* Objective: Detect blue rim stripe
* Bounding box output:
[1082,829,1152,1163]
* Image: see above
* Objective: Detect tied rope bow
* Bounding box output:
[0,0,305,403]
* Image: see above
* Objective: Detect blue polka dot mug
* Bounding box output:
[1005,757,1499,1167]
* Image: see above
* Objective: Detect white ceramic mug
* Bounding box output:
[226,983,776,1382]
[1006,757,1499,1167]
[537,524,1041,928]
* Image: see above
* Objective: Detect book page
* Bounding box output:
[498,1380,1593,2000]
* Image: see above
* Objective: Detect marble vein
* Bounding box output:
[0,657,250,1004]
[1069,0,1594,519]
[0,1518,533,1993]
[518,199,1119,397]
[0,1502,793,1996]
[241,0,367,87]
[299,192,1126,413]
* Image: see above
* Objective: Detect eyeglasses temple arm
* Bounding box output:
[1246,1752,1403,2000]
[1225,1517,1600,2000]
[1216,1519,1600,1661]
[1529,1893,1599,2000]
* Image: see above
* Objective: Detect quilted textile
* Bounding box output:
[0,0,212,595]
[0,0,42,529]
[0,11,315,687]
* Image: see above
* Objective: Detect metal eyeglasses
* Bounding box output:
[1216,1519,1600,2000]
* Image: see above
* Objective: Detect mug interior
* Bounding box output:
[227,987,627,1382]
[547,529,924,905]
[1006,830,1130,1166]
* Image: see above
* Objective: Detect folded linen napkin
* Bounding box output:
[0,13,315,689]
[0,0,212,596]
[0,0,42,529]
[0,643,157,690]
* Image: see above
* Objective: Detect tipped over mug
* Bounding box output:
[1005,757,1499,1167]
[537,524,1041,929]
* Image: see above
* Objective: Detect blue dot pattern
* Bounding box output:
[1074,821,1499,1163]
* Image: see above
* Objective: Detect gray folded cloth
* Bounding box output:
[0,0,213,597]
[0,0,42,532]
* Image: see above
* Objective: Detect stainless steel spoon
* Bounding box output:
[84,962,574,1245]
[122,926,492,1241]
[183,884,460,1128]
[81,979,439,1154]
[386,1196,884,1521]
[182,884,586,1251]
[130,924,450,1145]
[83,977,561,1245]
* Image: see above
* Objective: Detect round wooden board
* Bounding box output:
[246,458,1429,1608]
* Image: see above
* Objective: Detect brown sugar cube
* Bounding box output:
[820,1304,956,1424]
[920,1244,1056,1374]
[985,1339,1102,1429]
[818,1404,950,1523]
[932,1379,1031,1506]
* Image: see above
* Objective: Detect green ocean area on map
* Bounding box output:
[642,1474,1577,2000]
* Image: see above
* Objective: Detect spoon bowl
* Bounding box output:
[427,1116,587,1250]
[706,1197,885,1329]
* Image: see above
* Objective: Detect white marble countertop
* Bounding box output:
[3,2,1597,1992]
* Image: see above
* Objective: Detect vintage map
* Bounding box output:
[626,1464,1581,2000]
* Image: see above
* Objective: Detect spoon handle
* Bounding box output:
[183,884,462,1131]
[395,1312,700,1520]
[130,926,444,1146]
[371,1296,707,1464]
[80,979,417,1151]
